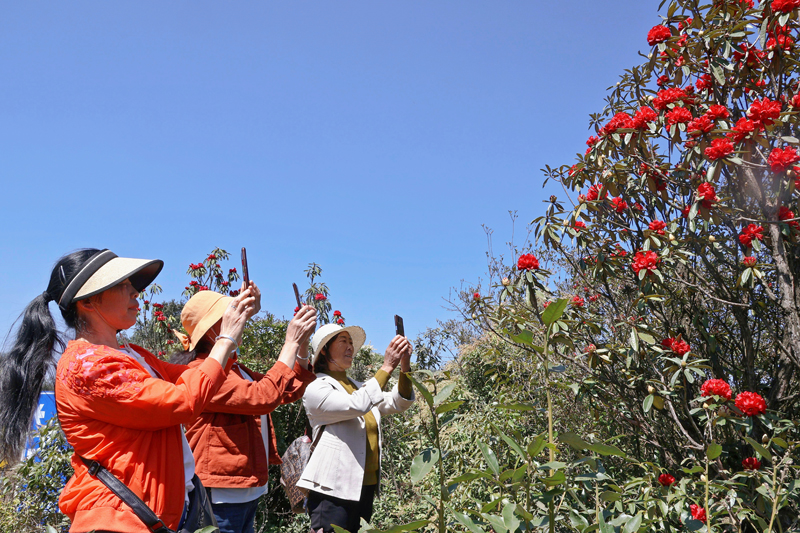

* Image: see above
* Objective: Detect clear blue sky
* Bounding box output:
[0,1,659,351]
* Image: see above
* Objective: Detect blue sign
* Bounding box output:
[24,391,58,459]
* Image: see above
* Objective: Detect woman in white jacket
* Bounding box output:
[298,323,414,533]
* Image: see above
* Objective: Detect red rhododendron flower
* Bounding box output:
[735,391,767,416]
[517,253,540,271]
[657,74,670,87]
[772,0,800,12]
[586,184,606,201]
[705,138,734,160]
[706,104,730,120]
[600,112,632,136]
[768,147,800,173]
[473,292,480,300]
[230,290,240,297]
[647,25,672,46]
[742,256,757,267]
[728,117,756,143]
[679,17,693,29]
[574,221,586,231]
[611,197,628,213]
[690,504,707,523]
[779,206,800,228]
[586,135,600,147]
[666,107,693,127]
[543,301,551,309]
[697,183,718,208]
[336,318,345,325]
[792,94,800,108]
[333,310,342,316]
[687,115,714,136]
[739,224,764,247]
[571,296,585,307]
[630,106,658,129]
[152,303,163,309]
[589,294,599,302]
[207,254,217,260]
[314,293,327,301]
[748,98,782,128]
[742,457,761,470]
[229,267,237,273]
[658,473,676,486]
[701,378,732,400]
[653,87,691,110]
[662,337,690,356]
[632,251,659,275]
[649,220,667,235]
[696,74,712,91]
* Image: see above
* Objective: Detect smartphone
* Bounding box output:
[394,315,405,337]
[293,283,302,308]
[241,247,249,286]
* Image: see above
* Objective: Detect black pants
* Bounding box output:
[308,484,377,533]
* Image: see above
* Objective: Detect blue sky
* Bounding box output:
[0,1,660,352]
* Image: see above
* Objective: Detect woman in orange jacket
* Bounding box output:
[0,248,258,533]
[173,290,317,533]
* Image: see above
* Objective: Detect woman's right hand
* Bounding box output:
[381,335,411,374]
[219,285,258,346]
[286,305,317,346]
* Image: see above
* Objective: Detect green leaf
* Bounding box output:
[482,514,507,533]
[410,447,440,483]
[587,443,627,458]
[433,383,457,407]
[637,331,656,345]
[478,441,500,476]
[508,329,533,345]
[630,329,639,351]
[542,297,569,325]
[452,510,487,533]
[711,63,725,85]
[598,508,614,533]
[407,374,434,407]
[600,490,621,502]
[570,510,590,531]
[744,436,772,462]
[502,503,521,532]
[435,400,464,415]
[559,431,590,451]
[528,434,547,457]
[643,394,654,414]
[707,443,722,460]
[195,528,220,533]
[543,470,566,487]
[494,426,527,461]
[623,513,643,533]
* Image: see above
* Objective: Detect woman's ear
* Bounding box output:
[75,299,94,313]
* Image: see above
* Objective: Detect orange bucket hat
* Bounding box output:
[174,290,233,351]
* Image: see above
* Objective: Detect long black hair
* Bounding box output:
[0,248,100,464]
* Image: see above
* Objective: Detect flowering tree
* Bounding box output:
[451,1,800,531]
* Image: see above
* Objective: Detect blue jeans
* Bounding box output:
[212,498,260,533]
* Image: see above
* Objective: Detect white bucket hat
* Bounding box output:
[310,323,366,365]
[57,249,163,311]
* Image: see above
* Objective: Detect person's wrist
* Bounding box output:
[380,363,396,374]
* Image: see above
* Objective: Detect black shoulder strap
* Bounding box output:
[79,456,173,533]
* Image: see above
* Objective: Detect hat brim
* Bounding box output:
[311,324,366,366]
[73,257,163,300]
[187,295,233,351]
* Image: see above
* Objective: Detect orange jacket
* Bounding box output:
[184,356,315,488]
[55,341,230,533]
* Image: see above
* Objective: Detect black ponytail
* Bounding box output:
[0,248,99,464]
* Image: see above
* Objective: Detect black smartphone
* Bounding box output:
[293,283,302,308]
[394,315,405,337]
[241,247,249,286]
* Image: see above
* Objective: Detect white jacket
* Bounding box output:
[297,372,415,501]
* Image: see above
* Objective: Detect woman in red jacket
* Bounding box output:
[174,290,317,533]
[0,248,258,533]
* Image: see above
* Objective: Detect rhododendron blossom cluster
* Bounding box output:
[631,250,659,275]
[739,224,764,247]
[700,378,732,400]
[517,253,540,271]
[647,25,672,46]
[662,337,690,356]
[735,391,767,416]
[768,146,800,173]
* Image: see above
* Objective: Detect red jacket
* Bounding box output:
[184,356,315,488]
[56,341,230,533]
